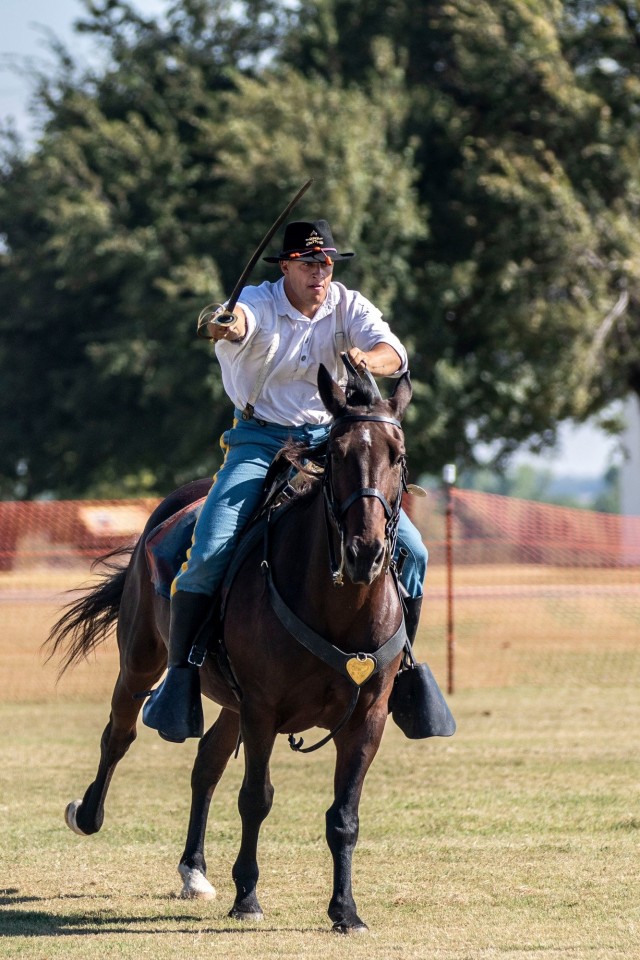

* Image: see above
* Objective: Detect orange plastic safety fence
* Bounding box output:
[409,488,640,692]
[0,497,158,702]
[0,491,639,701]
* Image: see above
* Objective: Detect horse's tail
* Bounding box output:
[44,545,134,677]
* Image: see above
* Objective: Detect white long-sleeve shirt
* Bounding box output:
[215,278,408,426]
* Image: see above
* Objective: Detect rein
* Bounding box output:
[261,410,409,753]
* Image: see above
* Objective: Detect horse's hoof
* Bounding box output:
[332,921,369,935]
[65,799,88,836]
[228,906,264,922]
[177,863,216,900]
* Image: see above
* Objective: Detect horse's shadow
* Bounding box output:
[0,891,322,936]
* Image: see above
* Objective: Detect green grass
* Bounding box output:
[1,685,639,959]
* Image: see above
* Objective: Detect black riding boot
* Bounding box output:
[389,595,456,739]
[404,594,423,649]
[142,591,209,743]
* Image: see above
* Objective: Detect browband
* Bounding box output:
[331,414,402,431]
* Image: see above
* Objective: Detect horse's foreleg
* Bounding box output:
[326,711,387,934]
[229,704,277,922]
[66,662,164,837]
[178,706,240,900]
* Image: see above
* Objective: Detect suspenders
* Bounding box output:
[241,283,350,421]
[241,328,281,421]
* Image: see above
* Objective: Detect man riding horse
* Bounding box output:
[143,217,437,744]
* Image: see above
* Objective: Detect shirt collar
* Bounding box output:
[274,277,339,322]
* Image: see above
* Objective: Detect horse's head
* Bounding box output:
[318,364,412,586]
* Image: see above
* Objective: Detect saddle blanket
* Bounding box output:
[145,498,205,599]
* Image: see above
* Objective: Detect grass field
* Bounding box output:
[1,565,639,957]
[1,686,638,959]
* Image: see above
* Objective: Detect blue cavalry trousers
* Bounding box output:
[172,411,428,600]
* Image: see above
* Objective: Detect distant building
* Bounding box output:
[620,395,640,517]
[620,394,640,564]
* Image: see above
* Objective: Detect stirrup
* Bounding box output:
[142,666,204,741]
[389,662,456,739]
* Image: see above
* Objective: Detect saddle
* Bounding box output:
[144,446,317,601]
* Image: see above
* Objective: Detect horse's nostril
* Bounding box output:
[373,544,385,567]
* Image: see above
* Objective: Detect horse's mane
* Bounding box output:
[278,439,324,496]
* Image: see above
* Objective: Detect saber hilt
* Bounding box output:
[197,303,236,335]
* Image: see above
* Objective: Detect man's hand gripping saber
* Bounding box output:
[197,179,314,338]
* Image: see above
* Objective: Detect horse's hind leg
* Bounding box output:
[178,706,240,900]
[66,659,165,837]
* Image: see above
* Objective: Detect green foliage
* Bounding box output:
[452,460,622,512]
[2,0,640,496]
[0,1,422,497]
[593,464,621,513]
[287,0,640,466]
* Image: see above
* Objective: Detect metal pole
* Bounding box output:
[443,464,457,695]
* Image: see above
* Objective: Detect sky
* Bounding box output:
[0,0,167,139]
[0,0,626,480]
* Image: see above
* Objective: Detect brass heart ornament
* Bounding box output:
[345,655,377,686]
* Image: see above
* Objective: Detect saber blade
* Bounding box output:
[197,178,314,337]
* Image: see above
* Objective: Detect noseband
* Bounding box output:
[323,414,408,586]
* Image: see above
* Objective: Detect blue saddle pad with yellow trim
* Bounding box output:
[145,498,205,599]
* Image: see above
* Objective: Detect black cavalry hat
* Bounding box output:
[263,219,356,264]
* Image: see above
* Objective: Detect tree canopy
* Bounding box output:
[1,0,639,498]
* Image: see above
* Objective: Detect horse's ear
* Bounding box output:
[318,364,347,418]
[388,372,412,421]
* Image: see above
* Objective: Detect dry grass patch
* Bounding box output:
[2,563,639,702]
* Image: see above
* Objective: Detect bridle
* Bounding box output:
[322,413,408,586]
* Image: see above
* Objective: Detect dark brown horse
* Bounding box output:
[47,365,414,934]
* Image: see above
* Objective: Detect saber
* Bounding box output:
[197,178,314,338]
